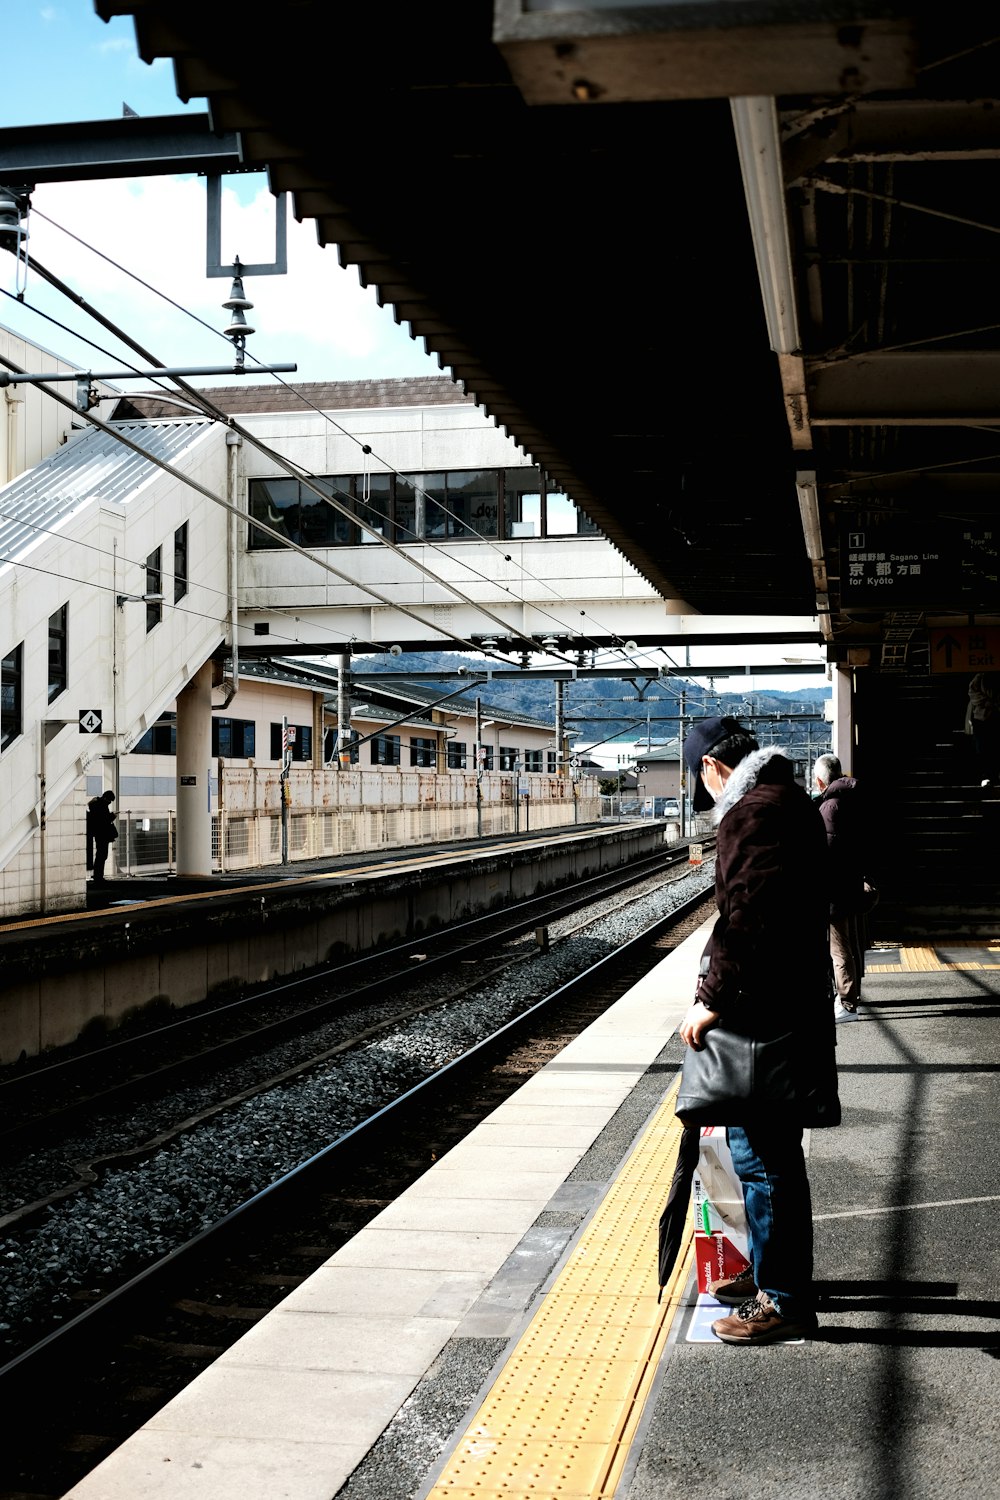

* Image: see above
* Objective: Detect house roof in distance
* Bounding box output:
[634,740,681,765]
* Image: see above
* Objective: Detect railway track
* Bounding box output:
[0,887,712,1500]
[0,838,713,1154]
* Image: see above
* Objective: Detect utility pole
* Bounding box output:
[475,695,483,839]
[514,756,520,835]
[555,680,565,775]
[280,714,290,864]
[335,652,351,768]
[678,689,687,838]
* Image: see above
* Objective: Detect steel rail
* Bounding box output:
[0,840,713,1150]
[0,887,710,1403]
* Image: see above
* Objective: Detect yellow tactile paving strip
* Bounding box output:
[426,1080,692,1498]
[867,940,1000,972]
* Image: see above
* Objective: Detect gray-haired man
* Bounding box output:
[813,753,868,1021]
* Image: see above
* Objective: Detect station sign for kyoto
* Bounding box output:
[841,519,997,608]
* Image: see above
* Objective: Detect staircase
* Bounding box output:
[856,672,1000,938]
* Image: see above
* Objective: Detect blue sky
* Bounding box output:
[4,5,200,126]
[1,2,443,382]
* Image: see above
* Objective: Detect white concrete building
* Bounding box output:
[111,659,595,875]
[1,348,646,916]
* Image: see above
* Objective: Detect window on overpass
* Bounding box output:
[250,478,300,545]
[546,488,600,535]
[357,473,391,543]
[304,477,356,546]
[248,468,604,549]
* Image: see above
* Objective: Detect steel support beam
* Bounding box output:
[0,113,241,185]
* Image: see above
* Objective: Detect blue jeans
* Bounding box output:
[726,1123,814,1319]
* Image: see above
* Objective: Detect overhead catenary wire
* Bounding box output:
[8,237,590,668]
[8,262,801,660]
[0,239,798,759]
[0,550,368,661]
[0,347,520,661]
[0,287,536,668]
[21,205,613,633]
[10,208,808,690]
[19,204,657,669]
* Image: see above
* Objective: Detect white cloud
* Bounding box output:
[3,175,443,384]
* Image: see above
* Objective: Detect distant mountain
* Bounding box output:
[349,651,830,747]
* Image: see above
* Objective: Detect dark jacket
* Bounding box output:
[967,672,1000,726]
[86,796,117,846]
[697,748,830,1027]
[816,776,867,918]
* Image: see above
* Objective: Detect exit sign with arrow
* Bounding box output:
[928,627,1000,673]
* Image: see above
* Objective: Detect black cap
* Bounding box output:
[683,716,740,812]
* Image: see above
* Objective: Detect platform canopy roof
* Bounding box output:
[88,3,1000,667]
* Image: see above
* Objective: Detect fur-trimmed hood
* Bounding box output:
[712,746,795,824]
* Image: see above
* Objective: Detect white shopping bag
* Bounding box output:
[692,1127,750,1293]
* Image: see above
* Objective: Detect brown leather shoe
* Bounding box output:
[711,1294,817,1344]
[707,1268,758,1305]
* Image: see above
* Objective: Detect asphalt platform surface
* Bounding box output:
[625,945,1000,1500]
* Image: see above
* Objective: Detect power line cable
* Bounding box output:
[13,226,591,666]
[23,204,660,667]
[16,211,809,689]
[0,346,512,659]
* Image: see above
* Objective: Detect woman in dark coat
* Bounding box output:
[678,717,833,1345]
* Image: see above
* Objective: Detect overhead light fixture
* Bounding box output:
[731,96,800,356]
[795,470,833,643]
[795,471,823,562]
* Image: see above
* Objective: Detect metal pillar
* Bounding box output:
[475,696,483,838]
[678,689,687,839]
[832,666,853,772]
[336,653,351,767]
[280,713,290,864]
[175,661,214,877]
[555,680,565,775]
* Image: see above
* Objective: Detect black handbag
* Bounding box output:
[675,1024,841,1129]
